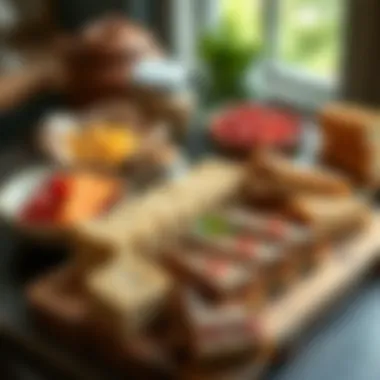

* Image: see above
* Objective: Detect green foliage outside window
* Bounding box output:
[222,0,342,78]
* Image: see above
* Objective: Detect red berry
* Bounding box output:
[268,218,286,238]
[236,236,256,259]
[207,259,229,278]
[49,176,69,200]
[21,202,49,223]
[20,182,62,224]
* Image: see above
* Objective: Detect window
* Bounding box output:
[264,0,345,109]
[221,0,262,45]
[223,0,345,108]
[276,0,343,79]
[170,0,346,109]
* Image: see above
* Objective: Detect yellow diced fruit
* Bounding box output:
[68,123,140,167]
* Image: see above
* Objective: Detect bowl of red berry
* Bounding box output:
[0,167,124,240]
[210,103,301,157]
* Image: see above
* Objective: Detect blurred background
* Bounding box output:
[0,2,380,380]
[1,0,377,131]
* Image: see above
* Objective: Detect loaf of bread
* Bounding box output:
[248,150,352,200]
[319,102,380,186]
[26,265,91,341]
[88,329,176,377]
[163,245,256,299]
[74,159,244,255]
[27,265,176,376]
[213,208,326,270]
[177,289,259,360]
[188,219,283,264]
[181,356,269,380]
[86,253,172,336]
[287,195,370,240]
[211,209,310,245]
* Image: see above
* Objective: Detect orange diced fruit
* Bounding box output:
[57,173,122,224]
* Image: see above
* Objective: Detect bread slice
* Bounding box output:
[287,195,370,240]
[319,102,380,187]
[86,253,172,337]
[175,288,257,360]
[247,150,352,201]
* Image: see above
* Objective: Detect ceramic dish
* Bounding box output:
[210,103,301,157]
[0,166,125,241]
[38,109,171,171]
[0,147,189,242]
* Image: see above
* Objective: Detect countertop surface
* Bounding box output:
[0,115,378,380]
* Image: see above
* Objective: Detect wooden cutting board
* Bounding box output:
[261,212,380,346]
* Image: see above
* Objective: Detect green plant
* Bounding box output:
[199,16,261,103]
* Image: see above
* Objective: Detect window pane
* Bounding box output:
[278,0,343,78]
[221,0,262,45]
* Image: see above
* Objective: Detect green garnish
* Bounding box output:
[195,215,233,237]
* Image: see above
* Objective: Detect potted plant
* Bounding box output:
[198,15,262,106]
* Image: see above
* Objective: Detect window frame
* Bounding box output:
[169,0,344,110]
[169,0,221,69]
[262,0,342,110]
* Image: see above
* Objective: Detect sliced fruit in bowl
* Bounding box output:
[0,167,124,240]
[19,172,123,227]
[210,103,301,155]
[67,122,141,168]
[40,112,142,169]
[20,178,65,225]
[39,109,174,172]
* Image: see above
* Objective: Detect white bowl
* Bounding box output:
[0,149,189,242]
[38,111,173,171]
[0,166,69,240]
[0,166,128,241]
[0,167,52,221]
[39,112,78,166]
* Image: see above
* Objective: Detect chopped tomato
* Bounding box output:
[19,173,121,225]
[211,103,300,151]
